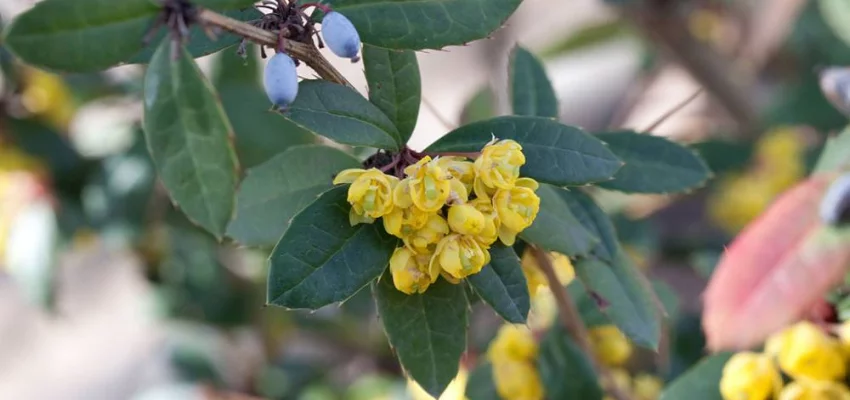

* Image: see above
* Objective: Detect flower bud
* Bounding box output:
[404,156,453,212]
[437,156,475,193]
[494,185,540,245]
[491,359,544,400]
[447,204,486,236]
[474,139,525,190]
[403,212,449,255]
[263,52,299,108]
[389,247,433,294]
[321,11,361,62]
[487,324,538,363]
[383,205,429,238]
[333,168,398,223]
[430,233,490,279]
[469,197,499,245]
[719,352,782,400]
[589,325,632,367]
[778,380,850,400]
[772,321,846,381]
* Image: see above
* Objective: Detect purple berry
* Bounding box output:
[263,52,299,108]
[820,173,850,225]
[321,11,361,62]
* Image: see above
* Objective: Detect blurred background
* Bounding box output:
[0,0,846,398]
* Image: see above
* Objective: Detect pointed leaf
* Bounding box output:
[510,46,558,118]
[558,189,618,262]
[660,353,733,400]
[520,184,599,257]
[228,145,359,246]
[467,244,529,323]
[281,80,402,150]
[327,0,522,50]
[537,326,604,400]
[363,45,421,143]
[267,185,398,309]
[595,131,711,194]
[427,116,622,186]
[374,272,468,397]
[143,39,238,239]
[574,253,662,349]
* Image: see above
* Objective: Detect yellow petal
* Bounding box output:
[333,168,366,184]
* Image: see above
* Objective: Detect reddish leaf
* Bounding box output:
[702,173,850,351]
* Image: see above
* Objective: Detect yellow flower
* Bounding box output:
[632,374,663,400]
[778,380,850,400]
[403,156,453,212]
[437,156,475,193]
[837,320,850,356]
[21,68,76,130]
[389,247,435,294]
[520,249,575,296]
[468,197,499,246]
[403,213,450,254]
[772,321,846,381]
[430,233,490,279]
[755,127,805,163]
[447,204,486,236]
[719,352,782,400]
[488,324,538,362]
[383,206,430,238]
[494,179,540,245]
[589,325,633,367]
[491,359,544,400]
[333,168,398,224]
[474,139,525,190]
[708,173,775,234]
[601,368,632,394]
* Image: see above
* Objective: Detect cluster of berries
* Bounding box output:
[263,5,361,109]
[720,321,850,399]
[333,139,541,295]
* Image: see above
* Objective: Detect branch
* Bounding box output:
[197,8,353,88]
[530,246,633,400]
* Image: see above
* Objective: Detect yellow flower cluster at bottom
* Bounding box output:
[720,321,850,400]
[334,139,540,295]
[488,324,544,400]
[520,248,575,297]
[590,325,634,367]
[601,369,663,400]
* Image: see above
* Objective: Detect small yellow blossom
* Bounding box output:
[836,320,850,356]
[404,156,453,212]
[403,213,450,254]
[632,374,663,400]
[487,324,538,363]
[447,204,486,236]
[494,184,540,245]
[491,359,544,400]
[708,173,775,233]
[334,168,398,224]
[468,197,499,246]
[772,321,846,381]
[474,139,525,190]
[589,325,633,367]
[719,352,783,400]
[21,68,76,130]
[430,233,490,279]
[437,156,475,193]
[389,247,435,294]
[383,205,430,238]
[778,380,850,400]
[520,249,575,296]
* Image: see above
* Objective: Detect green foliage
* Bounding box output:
[660,353,734,400]
[267,185,398,309]
[521,184,599,257]
[510,46,558,118]
[374,272,468,397]
[465,362,499,399]
[467,244,530,324]
[814,124,850,173]
[143,39,238,239]
[819,0,850,52]
[559,189,619,262]
[363,45,421,143]
[427,116,624,186]
[538,326,604,400]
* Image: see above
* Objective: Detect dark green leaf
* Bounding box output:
[143,39,238,239]
[510,46,557,118]
[327,0,522,50]
[520,184,599,257]
[213,42,260,85]
[465,362,499,400]
[281,80,402,150]
[4,0,160,72]
[374,273,468,397]
[691,139,753,176]
[596,131,711,194]
[538,326,604,400]
[660,353,733,400]
[129,8,261,64]
[558,189,618,262]
[363,45,421,143]
[569,283,611,327]
[427,116,623,186]
[227,145,360,247]
[574,253,662,349]
[653,280,679,321]
[267,186,397,309]
[815,124,850,173]
[467,245,529,323]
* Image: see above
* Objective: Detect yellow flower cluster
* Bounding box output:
[590,325,634,367]
[719,321,850,400]
[334,140,540,295]
[21,68,76,131]
[602,369,664,400]
[488,324,544,400]
[520,248,575,297]
[708,127,806,234]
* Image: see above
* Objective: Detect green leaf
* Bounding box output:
[815,124,850,173]
[595,131,711,194]
[821,0,850,48]
[4,0,160,72]
[363,45,421,143]
[213,42,260,85]
[574,252,662,349]
[465,362,499,400]
[460,86,496,125]
[467,244,529,323]
[569,283,611,327]
[128,8,261,64]
[327,0,522,50]
[427,116,623,186]
[194,0,258,9]
[267,185,397,309]
[227,145,360,247]
[281,80,402,150]
[653,280,680,321]
[520,184,599,257]
[510,46,558,118]
[558,189,618,262]
[143,39,238,239]
[660,353,734,400]
[374,272,468,397]
[691,139,753,176]
[538,326,604,400]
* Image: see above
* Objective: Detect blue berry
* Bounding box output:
[263,52,299,108]
[820,173,850,225]
[321,11,361,62]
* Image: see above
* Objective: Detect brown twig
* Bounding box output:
[530,246,633,400]
[196,8,352,88]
